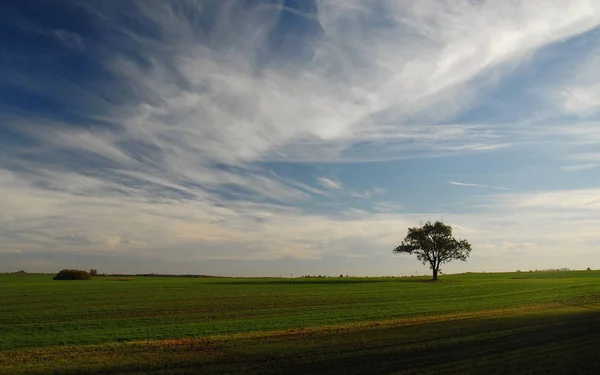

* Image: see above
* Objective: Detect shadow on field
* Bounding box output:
[6,309,600,375]
[201,310,600,375]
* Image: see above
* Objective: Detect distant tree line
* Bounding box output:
[302,274,349,278]
[517,268,578,272]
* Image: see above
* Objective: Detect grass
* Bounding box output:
[1,271,599,374]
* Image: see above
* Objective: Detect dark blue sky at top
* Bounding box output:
[2,0,600,214]
[0,0,325,207]
[1,1,114,122]
[0,0,585,131]
[0,0,322,138]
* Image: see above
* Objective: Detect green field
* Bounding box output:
[1,271,600,374]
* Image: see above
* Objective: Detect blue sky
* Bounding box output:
[2,0,600,276]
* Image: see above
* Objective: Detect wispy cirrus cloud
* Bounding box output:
[318,177,342,190]
[351,188,386,199]
[561,86,600,118]
[561,163,596,172]
[492,189,600,210]
[449,181,516,191]
[31,0,598,166]
[554,49,600,118]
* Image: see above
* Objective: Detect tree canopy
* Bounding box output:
[393,221,471,280]
[53,269,92,280]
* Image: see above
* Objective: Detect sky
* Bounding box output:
[1,0,600,277]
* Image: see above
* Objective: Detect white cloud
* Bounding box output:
[0,249,22,254]
[105,236,121,250]
[554,50,600,118]
[561,86,600,117]
[561,163,596,171]
[373,202,404,213]
[318,177,342,190]
[12,17,85,50]
[485,188,600,210]
[7,1,598,170]
[352,187,386,198]
[62,0,600,166]
[52,30,85,50]
[450,181,516,191]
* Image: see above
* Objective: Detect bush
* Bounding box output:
[53,269,92,280]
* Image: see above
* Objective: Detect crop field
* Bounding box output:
[1,271,600,374]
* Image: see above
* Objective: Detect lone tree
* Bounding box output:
[393,221,471,280]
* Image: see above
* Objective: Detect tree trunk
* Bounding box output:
[432,267,438,281]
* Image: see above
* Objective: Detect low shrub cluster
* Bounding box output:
[53,269,92,280]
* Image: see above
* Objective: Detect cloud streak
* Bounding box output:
[318,177,342,190]
[561,164,596,172]
[450,181,516,191]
